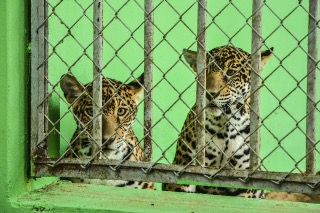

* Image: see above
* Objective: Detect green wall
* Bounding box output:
[0,0,28,209]
[47,0,320,173]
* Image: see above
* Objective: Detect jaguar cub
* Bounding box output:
[163,45,272,198]
[60,73,155,190]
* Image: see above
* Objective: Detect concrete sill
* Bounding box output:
[11,181,320,213]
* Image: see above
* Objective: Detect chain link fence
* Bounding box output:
[31,0,319,195]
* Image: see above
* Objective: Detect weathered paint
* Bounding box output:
[143,0,154,162]
[92,0,103,158]
[250,0,263,170]
[33,158,320,194]
[195,0,207,167]
[13,181,320,213]
[0,0,29,209]
[305,0,318,175]
[0,0,59,211]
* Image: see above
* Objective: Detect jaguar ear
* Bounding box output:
[128,72,144,103]
[183,49,197,72]
[260,47,273,70]
[60,74,84,104]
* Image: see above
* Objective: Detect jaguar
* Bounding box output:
[163,45,273,198]
[60,73,155,190]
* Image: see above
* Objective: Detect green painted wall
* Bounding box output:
[0,0,28,210]
[47,0,320,173]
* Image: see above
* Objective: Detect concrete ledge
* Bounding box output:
[10,181,320,213]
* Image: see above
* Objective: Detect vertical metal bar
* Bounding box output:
[37,0,44,152]
[306,0,318,175]
[93,0,103,159]
[31,0,40,158]
[34,0,48,158]
[196,0,207,167]
[43,1,49,156]
[143,0,154,162]
[249,0,263,170]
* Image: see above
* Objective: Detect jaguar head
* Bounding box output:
[183,45,272,111]
[60,73,144,151]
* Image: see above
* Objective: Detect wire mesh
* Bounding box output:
[31,0,320,195]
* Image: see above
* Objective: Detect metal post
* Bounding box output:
[306,0,318,175]
[93,0,103,159]
[196,0,207,167]
[250,0,263,170]
[43,1,49,157]
[31,0,40,158]
[34,0,48,158]
[143,0,154,162]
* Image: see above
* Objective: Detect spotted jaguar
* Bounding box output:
[163,45,273,198]
[60,73,155,190]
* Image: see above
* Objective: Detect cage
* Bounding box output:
[31,0,320,198]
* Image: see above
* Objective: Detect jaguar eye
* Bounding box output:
[117,108,127,116]
[87,108,93,116]
[226,70,236,76]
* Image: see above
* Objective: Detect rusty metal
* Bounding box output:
[34,159,320,194]
[31,0,40,159]
[92,0,103,159]
[305,0,318,175]
[34,0,48,158]
[249,0,263,170]
[143,0,154,162]
[195,0,207,167]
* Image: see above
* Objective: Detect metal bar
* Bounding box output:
[43,1,49,157]
[249,0,263,170]
[306,0,318,175]
[35,0,48,158]
[93,0,103,159]
[196,0,207,167]
[31,0,40,159]
[34,159,320,194]
[33,158,320,183]
[143,0,154,161]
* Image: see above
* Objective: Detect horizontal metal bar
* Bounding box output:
[33,158,320,194]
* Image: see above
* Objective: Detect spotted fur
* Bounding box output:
[60,73,155,190]
[163,45,272,198]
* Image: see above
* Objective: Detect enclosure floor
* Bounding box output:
[11,181,320,213]
[266,192,320,204]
